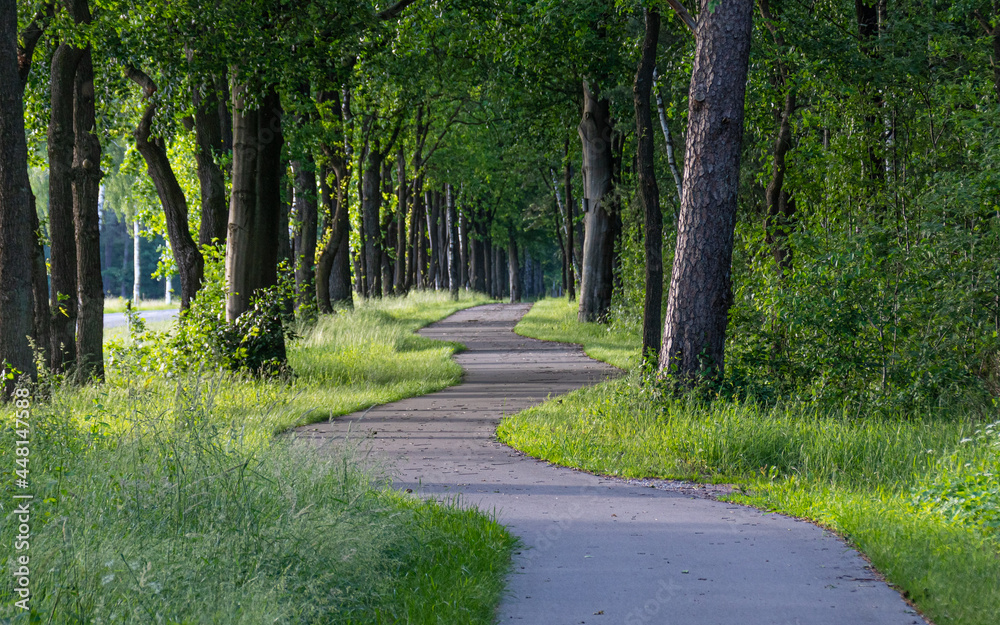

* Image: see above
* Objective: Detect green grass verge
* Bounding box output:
[104,297,179,313]
[498,297,999,625]
[2,291,515,623]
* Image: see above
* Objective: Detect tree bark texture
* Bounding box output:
[253,90,283,293]
[634,8,663,365]
[577,82,616,322]
[563,143,577,301]
[225,80,259,322]
[191,79,229,247]
[659,0,754,381]
[47,42,83,371]
[1,0,36,386]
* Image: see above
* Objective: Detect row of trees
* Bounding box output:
[4,0,1000,406]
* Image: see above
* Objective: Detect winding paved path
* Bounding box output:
[297,303,925,625]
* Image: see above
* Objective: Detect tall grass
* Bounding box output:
[1,291,513,623]
[499,297,1000,625]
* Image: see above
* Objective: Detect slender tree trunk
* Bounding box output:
[47,42,82,371]
[659,0,754,382]
[361,149,382,298]
[446,183,459,300]
[395,146,407,294]
[292,156,318,312]
[484,238,493,297]
[132,220,140,302]
[507,235,521,303]
[764,88,797,275]
[0,0,36,386]
[127,67,204,310]
[30,202,50,368]
[563,143,577,301]
[225,80,259,321]
[472,222,485,292]
[653,67,683,211]
[436,191,448,290]
[577,82,616,322]
[425,189,439,289]
[458,207,468,288]
[635,8,663,366]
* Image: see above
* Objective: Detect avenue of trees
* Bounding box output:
[3,0,1000,409]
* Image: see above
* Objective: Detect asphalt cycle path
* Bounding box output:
[297,303,926,625]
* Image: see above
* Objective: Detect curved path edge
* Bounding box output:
[296,303,926,625]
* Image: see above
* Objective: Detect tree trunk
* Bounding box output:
[446,183,459,300]
[30,202,50,369]
[484,238,493,297]
[472,223,485,293]
[436,191,448,290]
[47,42,82,371]
[132,220,140,302]
[577,82,616,322]
[254,90,283,293]
[395,146,407,294]
[634,8,663,366]
[72,49,104,382]
[764,88,796,275]
[458,207,468,289]
[0,0,36,386]
[225,80,258,321]
[563,142,577,301]
[507,235,521,303]
[292,156,318,312]
[361,148,382,298]
[128,67,204,310]
[653,67,683,211]
[425,189,439,290]
[190,80,228,247]
[659,0,754,382]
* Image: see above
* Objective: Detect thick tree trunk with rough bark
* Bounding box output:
[1,1,36,387]
[225,81,259,321]
[73,50,104,382]
[446,184,459,300]
[659,0,754,382]
[47,42,82,371]
[293,156,318,312]
[577,82,616,322]
[128,67,204,310]
[253,90,284,294]
[190,79,229,247]
[634,8,663,365]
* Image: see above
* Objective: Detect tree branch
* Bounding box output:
[665,0,697,34]
[378,0,419,20]
[17,2,54,86]
[974,9,995,36]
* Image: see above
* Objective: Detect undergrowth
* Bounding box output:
[500,297,1000,625]
[1,291,512,623]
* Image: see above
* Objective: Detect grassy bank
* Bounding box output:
[499,298,1000,625]
[2,292,515,623]
[104,297,178,313]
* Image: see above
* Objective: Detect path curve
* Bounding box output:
[297,303,925,625]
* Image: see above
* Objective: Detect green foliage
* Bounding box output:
[505,301,1000,625]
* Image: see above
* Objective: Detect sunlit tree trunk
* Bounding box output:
[659,0,754,382]
[577,82,616,321]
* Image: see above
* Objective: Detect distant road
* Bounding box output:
[103,308,178,329]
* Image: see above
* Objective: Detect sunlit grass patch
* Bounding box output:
[505,302,1000,625]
